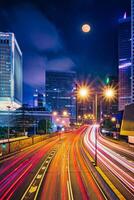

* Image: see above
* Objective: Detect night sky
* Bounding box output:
[0,0,130,104]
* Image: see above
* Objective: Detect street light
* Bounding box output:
[103,86,116,101]
[7,106,11,141]
[52,111,58,116]
[111,117,116,122]
[78,87,89,99]
[77,85,90,123]
[93,86,117,166]
[7,105,11,153]
[103,86,116,115]
[62,110,68,117]
[56,118,60,122]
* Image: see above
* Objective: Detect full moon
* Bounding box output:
[82,24,91,33]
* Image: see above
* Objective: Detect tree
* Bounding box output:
[38,119,52,134]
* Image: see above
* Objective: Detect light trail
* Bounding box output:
[84,125,134,195]
[0,137,59,199]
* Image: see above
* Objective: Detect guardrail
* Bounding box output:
[0,135,50,156]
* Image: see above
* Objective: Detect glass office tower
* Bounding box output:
[118,14,131,111]
[132,0,134,103]
[0,32,23,110]
[46,71,76,119]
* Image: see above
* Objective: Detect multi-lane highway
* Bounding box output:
[84,125,134,200]
[0,125,133,200]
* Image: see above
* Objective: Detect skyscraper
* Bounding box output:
[33,89,45,108]
[131,0,134,103]
[46,71,76,119]
[118,14,131,111]
[0,32,23,110]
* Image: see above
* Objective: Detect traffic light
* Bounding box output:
[106,77,110,85]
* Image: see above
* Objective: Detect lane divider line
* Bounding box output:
[83,126,126,200]
[67,146,74,200]
[21,149,56,200]
[96,167,126,200]
[78,139,108,200]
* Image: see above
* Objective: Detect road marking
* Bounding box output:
[29,186,37,193]
[67,180,71,200]
[42,166,45,170]
[36,174,42,179]
[21,150,56,200]
[79,140,108,200]
[128,160,133,163]
[82,142,94,163]
[96,166,126,200]
[82,128,126,200]
[67,147,74,200]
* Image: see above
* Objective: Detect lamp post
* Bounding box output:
[75,83,78,124]
[78,85,89,124]
[103,86,116,115]
[7,106,11,141]
[45,119,47,134]
[94,93,98,166]
[7,106,11,153]
[62,110,68,117]
[94,86,116,166]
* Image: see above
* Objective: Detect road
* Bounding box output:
[84,125,134,200]
[0,125,133,200]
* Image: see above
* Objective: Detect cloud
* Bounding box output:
[8,4,62,52]
[23,52,47,87]
[0,3,75,102]
[47,57,75,71]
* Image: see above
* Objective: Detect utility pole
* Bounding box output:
[45,119,47,134]
[75,83,78,124]
[7,106,11,153]
[94,94,98,166]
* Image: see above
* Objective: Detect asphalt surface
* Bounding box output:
[84,125,134,200]
[0,125,133,200]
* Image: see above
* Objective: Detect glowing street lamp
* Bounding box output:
[78,115,81,119]
[78,86,89,100]
[62,120,65,124]
[102,86,117,116]
[111,117,116,122]
[56,118,60,122]
[103,87,116,101]
[77,85,90,123]
[63,110,68,117]
[52,111,58,116]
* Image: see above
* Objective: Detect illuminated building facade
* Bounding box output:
[132,0,134,103]
[118,14,131,111]
[46,71,76,119]
[33,89,45,108]
[0,32,23,110]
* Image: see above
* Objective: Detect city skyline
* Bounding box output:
[0,0,130,104]
[0,1,133,200]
